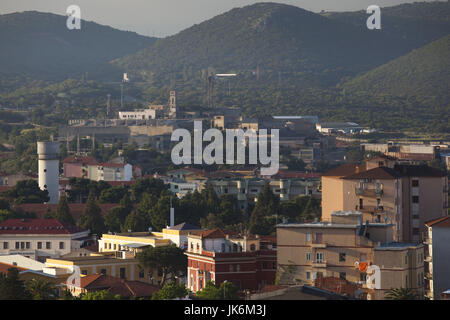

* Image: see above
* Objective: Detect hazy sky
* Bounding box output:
[0,0,438,37]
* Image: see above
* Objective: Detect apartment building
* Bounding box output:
[207,177,321,210]
[321,157,448,242]
[185,229,277,292]
[424,215,450,300]
[277,211,424,300]
[63,156,136,182]
[0,219,91,262]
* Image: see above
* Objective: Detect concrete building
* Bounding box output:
[0,219,91,262]
[37,141,60,204]
[362,143,440,161]
[321,158,448,242]
[316,122,364,135]
[119,108,158,120]
[424,215,450,300]
[0,173,38,187]
[185,229,277,292]
[277,211,424,300]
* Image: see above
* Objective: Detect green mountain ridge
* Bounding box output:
[0,11,157,82]
[114,2,412,87]
[341,34,450,103]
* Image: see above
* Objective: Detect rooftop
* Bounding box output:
[0,219,86,235]
[375,242,423,250]
[425,215,450,228]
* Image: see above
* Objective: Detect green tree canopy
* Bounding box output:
[151,282,188,300]
[77,191,105,235]
[137,245,187,288]
[55,193,75,225]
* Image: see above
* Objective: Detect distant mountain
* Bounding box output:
[0,11,157,81]
[342,34,450,103]
[323,1,450,51]
[114,2,411,87]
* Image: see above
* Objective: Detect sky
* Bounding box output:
[0,0,438,37]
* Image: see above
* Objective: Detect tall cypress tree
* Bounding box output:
[78,191,105,236]
[55,194,75,225]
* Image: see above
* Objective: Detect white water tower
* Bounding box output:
[37,141,60,204]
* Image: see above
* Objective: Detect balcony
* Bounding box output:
[311,241,327,248]
[312,261,327,268]
[356,205,385,213]
[355,187,383,198]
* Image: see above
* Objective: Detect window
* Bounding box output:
[306,272,311,280]
[101,269,107,275]
[405,275,408,287]
[412,180,419,187]
[59,242,64,249]
[360,273,367,282]
[315,252,323,263]
[139,269,144,278]
[237,264,240,272]
[3,242,8,249]
[314,233,323,244]
[412,196,419,203]
[306,233,311,242]
[37,242,42,249]
[250,244,256,251]
[20,242,25,249]
[113,244,117,250]
[339,272,346,280]
[306,252,311,261]
[15,242,19,249]
[413,228,420,235]
[120,268,126,279]
[405,255,408,264]
[229,265,233,272]
[339,253,346,262]
[46,242,51,249]
[26,242,30,249]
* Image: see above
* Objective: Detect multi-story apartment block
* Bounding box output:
[321,157,448,242]
[185,229,277,292]
[424,215,450,300]
[0,219,92,262]
[208,177,321,210]
[63,156,136,182]
[277,211,424,300]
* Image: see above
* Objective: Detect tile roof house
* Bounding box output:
[0,219,91,262]
[66,273,159,298]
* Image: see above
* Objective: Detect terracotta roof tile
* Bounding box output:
[0,262,28,274]
[425,215,450,228]
[0,219,86,235]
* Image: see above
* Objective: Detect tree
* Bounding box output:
[26,278,56,300]
[131,178,168,202]
[0,268,32,300]
[55,194,74,225]
[196,281,239,300]
[79,290,121,300]
[249,182,279,235]
[99,186,128,204]
[121,211,149,233]
[4,180,49,204]
[384,288,420,300]
[137,245,187,288]
[149,194,172,231]
[151,282,188,300]
[78,191,105,235]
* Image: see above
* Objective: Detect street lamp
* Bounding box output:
[223,280,228,299]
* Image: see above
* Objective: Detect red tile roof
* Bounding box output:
[343,167,401,180]
[321,163,360,177]
[0,219,86,235]
[425,215,450,228]
[200,228,227,239]
[0,186,12,193]
[76,274,159,298]
[63,156,98,165]
[16,203,120,222]
[274,170,321,179]
[0,262,28,274]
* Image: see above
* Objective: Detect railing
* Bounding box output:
[356,205,384,213]
[355,187,383,198]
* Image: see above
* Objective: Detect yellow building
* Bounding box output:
[321,157,448,242]
[277,211,424,300]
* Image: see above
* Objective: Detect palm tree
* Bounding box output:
[26,278,56,300]
[384,287,420,300]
